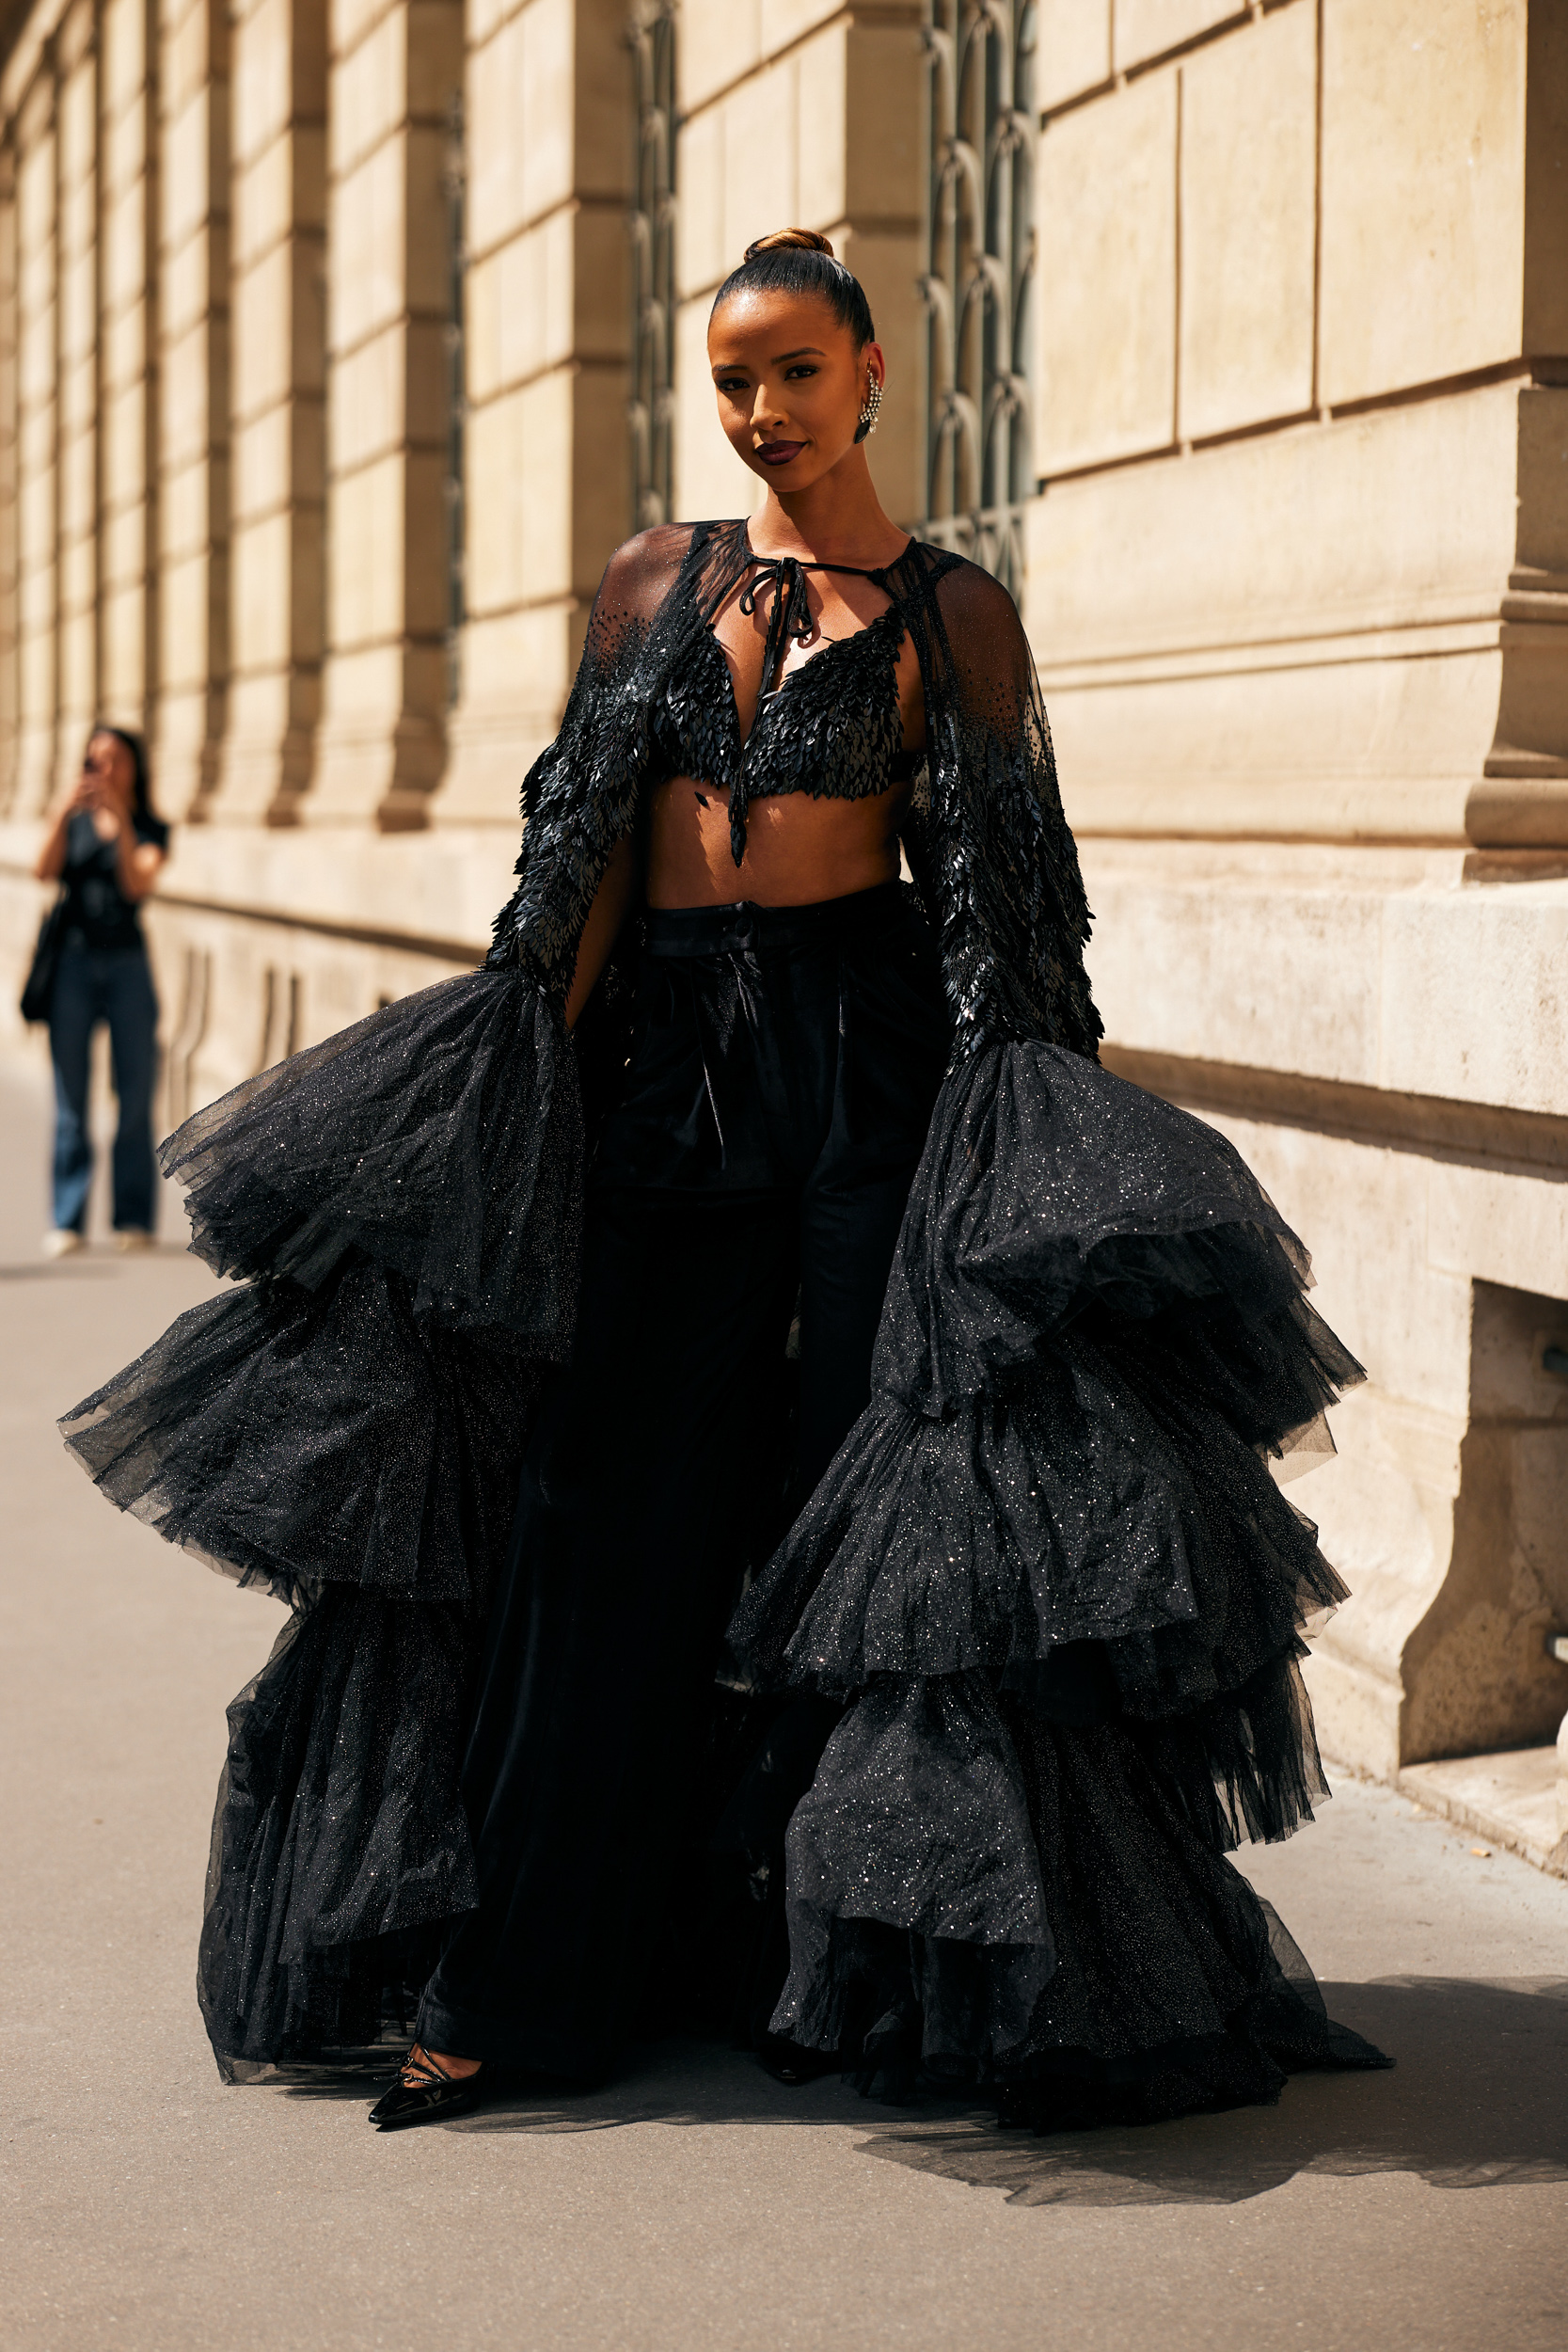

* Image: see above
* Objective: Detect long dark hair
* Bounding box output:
[710,228,876,352]
[91,724,157,827]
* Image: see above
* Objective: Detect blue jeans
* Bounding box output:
[48,946,160,1234]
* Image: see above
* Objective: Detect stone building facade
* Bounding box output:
[0,0,1564,1850]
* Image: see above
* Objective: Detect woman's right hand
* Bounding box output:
[36,731,140,880]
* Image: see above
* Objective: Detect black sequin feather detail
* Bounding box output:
[54,517,1387,2106]
[485,520,1103,1065]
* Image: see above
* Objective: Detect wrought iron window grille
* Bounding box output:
[919,0,1037,599]
[443,90,467,709]
[629,0,677,532]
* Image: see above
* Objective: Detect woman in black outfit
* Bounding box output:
[64,231,1389,2135]
[35,726,167,1253]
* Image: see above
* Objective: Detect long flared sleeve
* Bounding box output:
[728,551,1381,2110]
[487,521,702,989]
[901,555,1102,1060]
[57,525,695,2070]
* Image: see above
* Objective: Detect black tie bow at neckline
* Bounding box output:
[738,555,816,698]
[738,546,893,697]
[724,536,904,867]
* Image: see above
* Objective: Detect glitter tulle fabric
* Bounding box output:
[59,971,580,2062]
[60,521,1389,2115]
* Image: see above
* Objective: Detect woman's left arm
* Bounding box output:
[113,822,164,903]
[927,561,1101,1059]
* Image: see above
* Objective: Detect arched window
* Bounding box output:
[920,0,1037,596]
[443,90,467,708]
[629,0,677,531]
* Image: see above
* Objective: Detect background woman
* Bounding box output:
[63,233,1388,2137]
[34,725,167,1254]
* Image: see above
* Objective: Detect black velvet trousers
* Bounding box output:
[419,883,952,2075]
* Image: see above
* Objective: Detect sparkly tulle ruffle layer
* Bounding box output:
[198,1593,480,2069]
[728,1041,1386,2108]
[60,968,580,2062]
[158,967,582,1340]
[778,1706,1390,2125]
[871,1037,1353,1427]
[59,1260,540,1612]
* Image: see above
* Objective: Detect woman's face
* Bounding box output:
[708,288,882,494]
[83,732,134,806]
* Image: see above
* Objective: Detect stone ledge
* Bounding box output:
[1101,1045,1568,1174]
[0,819,517,959]
[1080,837,1568,1114]
[1397,1750,1568,1881]
[1069,777,1477,844]
[1042,613,1509,688]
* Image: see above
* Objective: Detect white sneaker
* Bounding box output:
[43,1229,84,1258]
[114,1229,154,1254]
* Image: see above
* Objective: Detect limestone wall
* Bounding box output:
[0,0,618,1112]
[0,0,1561,1793]
[307,0,463,825]
[1034,0,1568,1776]
[12,40,56,815]
[671,0,924,530]
[98,0,158,754]
[438,0,631,822]
[218,0,326,824]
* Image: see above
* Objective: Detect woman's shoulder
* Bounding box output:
[135,812,170,852]
[914,544,1020,619]
[606,520,703,568]
[892,544,1030,667]
[597,520,727,598]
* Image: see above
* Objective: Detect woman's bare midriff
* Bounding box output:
[562,586,927,1025]
[645,771,911,910]
[645,576,926,910]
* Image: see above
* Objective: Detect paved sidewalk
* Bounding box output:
[2,1052,1566,2352]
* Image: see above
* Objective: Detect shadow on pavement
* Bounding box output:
[852,1979,1568,2207]
[267,1976,1568,2206]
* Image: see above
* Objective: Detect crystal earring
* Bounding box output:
[856,376,882,440]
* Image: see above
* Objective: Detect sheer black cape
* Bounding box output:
[60,523,1387,2118]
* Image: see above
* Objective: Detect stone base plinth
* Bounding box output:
[1397,1748,1568,1880]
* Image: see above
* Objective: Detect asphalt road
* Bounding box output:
[3,1047,1566,2352]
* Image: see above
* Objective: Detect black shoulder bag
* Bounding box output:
[20,889,69,1025]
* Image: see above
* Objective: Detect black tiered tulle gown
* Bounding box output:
[61,520,1389,2122]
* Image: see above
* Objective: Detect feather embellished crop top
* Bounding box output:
[488,516,1102,1062]
[652,538,918,867]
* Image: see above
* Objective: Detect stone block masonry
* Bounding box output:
[1039,0,1568,1846]
[0,0,1563,1851]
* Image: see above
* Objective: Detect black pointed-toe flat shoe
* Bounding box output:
[369,2049,487,2131]
[755,2032,841,2088]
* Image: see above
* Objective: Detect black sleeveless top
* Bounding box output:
[61,810,169,953]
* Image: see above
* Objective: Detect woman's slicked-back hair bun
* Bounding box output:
[710,228,875,347]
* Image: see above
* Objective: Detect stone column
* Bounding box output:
[98,0,160,747]
[435,0,632,823]
[13,63,57,816]
[215,0,326,822]
[153,0,230,819]
[309,0,463,831]
[673,0,925,531]
[0,144,19,809]
[54,0,98,795]
[1021,0,1568,1795]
